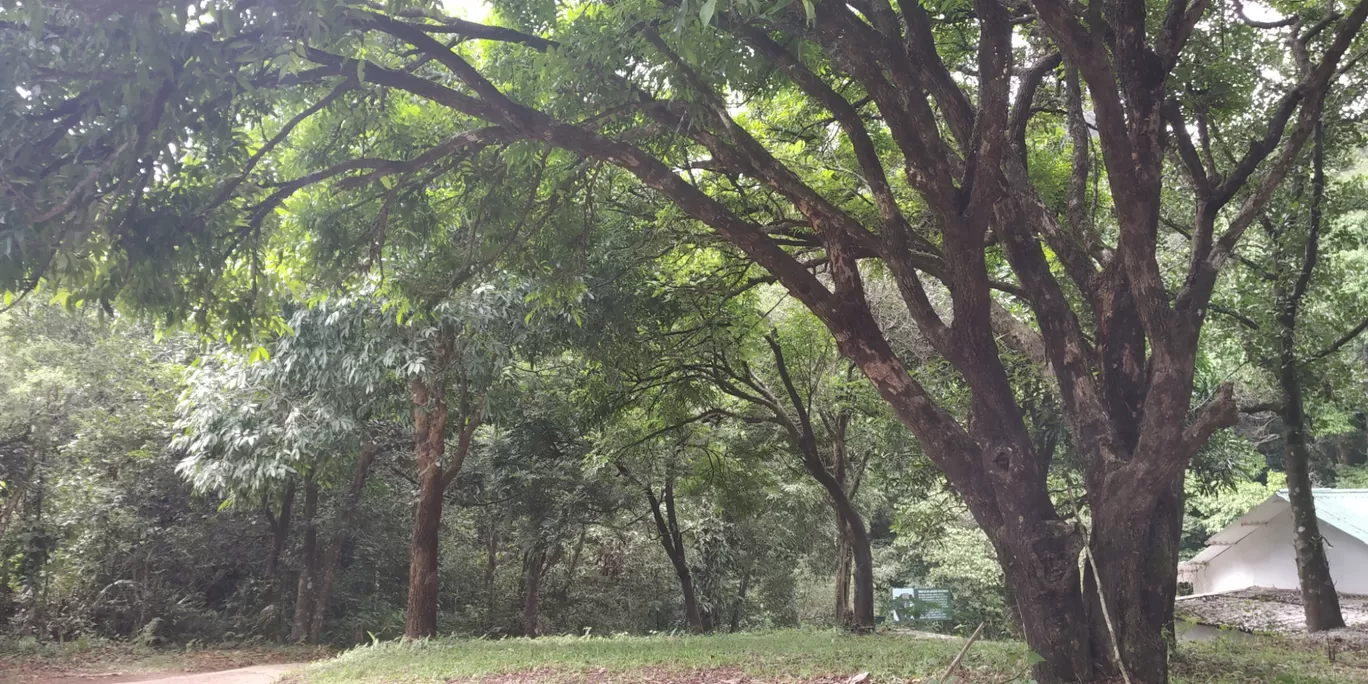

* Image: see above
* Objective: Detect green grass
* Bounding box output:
[286,629,1368,683]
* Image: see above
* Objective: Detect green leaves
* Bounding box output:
[699,0,718,26]
[248,345,271,364]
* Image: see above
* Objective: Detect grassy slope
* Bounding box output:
[289,630,1368,684]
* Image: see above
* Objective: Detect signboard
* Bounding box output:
[889,587,953,623]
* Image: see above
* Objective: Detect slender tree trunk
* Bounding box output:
[795,457,874,632]
[309,442,378,644]
[1270,120,1346,633]
[484,516,498,632]
[1279,315,1346,631]
[766,337,875,632]
[265,483,296,580]
[729,561,751,632]
[645,477,707,632]
[522,546,545,638]
[549,529,586,621]
[263,482,295,640]
[289,474,320,643]
[832,426,853,629]
[405,371,449,640]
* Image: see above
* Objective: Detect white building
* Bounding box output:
[1179,489,1368,596]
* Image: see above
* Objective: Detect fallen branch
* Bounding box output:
[938,622,984,684]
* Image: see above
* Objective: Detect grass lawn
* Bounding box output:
[287,629,1368,684]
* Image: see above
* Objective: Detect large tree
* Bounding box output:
[6,0,1368,679]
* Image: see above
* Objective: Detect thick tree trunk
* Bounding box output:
[983,517,1093,683]
[405,372,448,640]
[522,546,545,638]
[846,518,875,634]
[309,442,378,644]
[289,475,320,643]
[1083,475,1186,684]
[1280,329,1346,631]
[405,452,445,639]
[834,523,852,627]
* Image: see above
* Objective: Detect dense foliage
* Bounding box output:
[4,0,1368,681]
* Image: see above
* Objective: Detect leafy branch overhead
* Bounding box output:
[5,0,1368,679]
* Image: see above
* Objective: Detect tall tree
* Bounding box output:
[176,300,396,643]
[1263,125,1344,632]
[1205,118,1368,631]
[8,0,1368,679]
[617,453,712,633]
[676,322,880,632]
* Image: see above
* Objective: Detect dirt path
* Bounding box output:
[25,664,306,684]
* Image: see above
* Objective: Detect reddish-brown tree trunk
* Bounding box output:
[405,372,448,640]
[289,474,320,643]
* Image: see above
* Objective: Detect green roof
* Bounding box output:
[1277,489,1368,545]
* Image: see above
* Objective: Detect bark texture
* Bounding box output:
[834,526,852,626]
[403,331,487,640]
[404,371,448,639]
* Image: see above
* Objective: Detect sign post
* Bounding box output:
[889,587,953,625]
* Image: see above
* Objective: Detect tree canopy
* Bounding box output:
[5,0,1368,681]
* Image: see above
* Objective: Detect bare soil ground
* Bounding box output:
[16,664,305,684]
[1,647,326,684]
[1175,587,1368,647]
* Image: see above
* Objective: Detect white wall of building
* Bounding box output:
[1190,505,1368,595]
